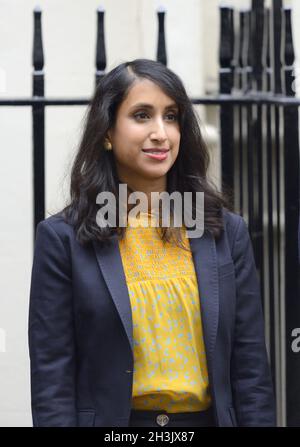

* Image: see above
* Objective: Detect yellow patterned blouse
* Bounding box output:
[118,212,211,412]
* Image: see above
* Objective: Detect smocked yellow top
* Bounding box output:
[118,212,211,413]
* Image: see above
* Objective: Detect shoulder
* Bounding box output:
[222,208,245,234]
[222,207,243,225]
[35,211,76,243]
[221,208,250,252]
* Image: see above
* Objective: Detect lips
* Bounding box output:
[142,148,169,154]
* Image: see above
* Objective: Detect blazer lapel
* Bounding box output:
[189,231,219,372]
[92,231,220,371]
[92,235,134,355]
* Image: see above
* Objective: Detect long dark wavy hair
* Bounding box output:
[61,58,228,248]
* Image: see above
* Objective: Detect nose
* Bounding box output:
[150,117,168,142]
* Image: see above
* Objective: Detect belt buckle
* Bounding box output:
[156,414,169,426]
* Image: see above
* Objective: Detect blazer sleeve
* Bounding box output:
[230,216,276,426]
[28,220,77,427]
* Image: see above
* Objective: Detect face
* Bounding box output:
[107,79,181,193]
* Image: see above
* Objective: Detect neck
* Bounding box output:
[120,177,167,213]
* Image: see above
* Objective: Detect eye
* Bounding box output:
[134,112,178,121]
[166,113,178,121]
[134,112,149,120]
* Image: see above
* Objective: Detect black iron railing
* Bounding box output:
[219,0,300,427]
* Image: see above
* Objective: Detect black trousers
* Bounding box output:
[129,407,215,427]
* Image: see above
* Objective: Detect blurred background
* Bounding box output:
[0,0,299,427]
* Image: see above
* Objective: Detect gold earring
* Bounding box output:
[104,139,112,151]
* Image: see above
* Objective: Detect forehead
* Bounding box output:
[119,79,177,110]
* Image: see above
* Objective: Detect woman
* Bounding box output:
[28,58,276,427]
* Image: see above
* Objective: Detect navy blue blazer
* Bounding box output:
[28,209,276,427]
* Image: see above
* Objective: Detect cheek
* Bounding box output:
[171,147,180,162]
[113,126,143,157]
[112,118,137,142]
[171,125,180,142]
[118,121,145,142]
[171,136,180,162]
[171,130,180,152]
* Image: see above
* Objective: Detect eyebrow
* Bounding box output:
[130,102,178,111]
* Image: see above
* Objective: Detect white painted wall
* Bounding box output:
[0,0,209,426]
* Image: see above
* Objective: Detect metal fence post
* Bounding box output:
[32,6,45,236]
[156,6,167,66]
[95,6,107,86]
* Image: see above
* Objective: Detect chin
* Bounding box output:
[142,169,169,180]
